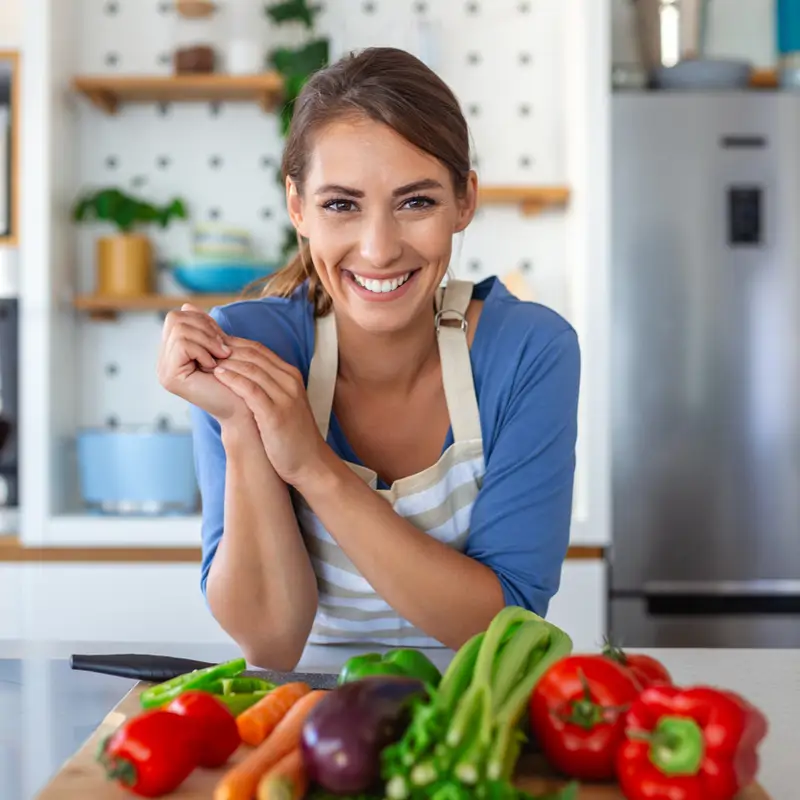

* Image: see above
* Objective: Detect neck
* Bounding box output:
[335,305,439,392]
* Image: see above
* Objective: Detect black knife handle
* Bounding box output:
[70,653,216,682]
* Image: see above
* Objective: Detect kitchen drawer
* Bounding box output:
[547,560,608,651]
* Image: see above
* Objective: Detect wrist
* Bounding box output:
[220,416,260,451]
[291,442,342,499]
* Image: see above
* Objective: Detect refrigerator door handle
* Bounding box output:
[642,580,800,616]
[644,579,800,596]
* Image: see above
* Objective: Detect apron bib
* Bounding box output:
[296,279,486,647]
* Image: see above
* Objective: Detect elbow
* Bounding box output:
[241,640,305,673]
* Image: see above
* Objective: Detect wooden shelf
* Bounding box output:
[71,72,284,114]
[478,185,570,216]
[74,292,240,320]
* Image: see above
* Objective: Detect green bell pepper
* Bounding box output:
[203,676,276,716]
[338,649,442,687]
[139,658,247,709]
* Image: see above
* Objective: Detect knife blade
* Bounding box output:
[69,652,340,690]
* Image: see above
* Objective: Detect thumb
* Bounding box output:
[181,302,204,314]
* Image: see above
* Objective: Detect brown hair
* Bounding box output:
[257,46,472,316]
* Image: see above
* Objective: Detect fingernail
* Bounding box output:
[215,366,226,374]
[218,337,230,353]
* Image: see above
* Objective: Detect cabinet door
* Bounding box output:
[0,566,21,639]
[547,560,607,651]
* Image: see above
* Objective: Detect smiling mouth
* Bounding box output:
[346,269,419,294]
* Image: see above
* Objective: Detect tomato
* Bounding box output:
[97,709,198,797]
[167,690,241,768]
[601,643,672,689]
[529,655,642,781]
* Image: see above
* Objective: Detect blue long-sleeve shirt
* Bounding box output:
[191,275,581,617]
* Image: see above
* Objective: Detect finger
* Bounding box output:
[214,367,274,412]
[170,319,231,361]
[165,307,231,349]
[225,338,300,384]
[215,357,289,400]
[170,338,218,372]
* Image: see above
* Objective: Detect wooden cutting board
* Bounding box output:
[37,683,771,800]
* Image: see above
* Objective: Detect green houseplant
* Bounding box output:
[72,188,187,297]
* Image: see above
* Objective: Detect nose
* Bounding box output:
[359,210,403,269]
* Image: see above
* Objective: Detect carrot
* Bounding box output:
[256,748,307,800]
[215,690,326,800]
[236,681,311,747]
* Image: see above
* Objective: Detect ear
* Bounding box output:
[286,177,309,238]
[454,170,478,234]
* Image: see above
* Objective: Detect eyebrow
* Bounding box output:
[314,179,444,198]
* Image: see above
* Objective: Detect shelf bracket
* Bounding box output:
[85,89,118,115]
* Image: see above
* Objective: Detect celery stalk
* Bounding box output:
[437,631,484,715]
[490,620,550,714]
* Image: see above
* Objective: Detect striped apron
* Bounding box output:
[296,279,485,647]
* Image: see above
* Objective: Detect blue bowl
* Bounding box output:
[171,261,278,294]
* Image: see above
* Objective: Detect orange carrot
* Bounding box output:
[256,748,307,800]
[236,681,311,747]
[215,690,326,800]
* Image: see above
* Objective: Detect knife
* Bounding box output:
[69,652,340,689]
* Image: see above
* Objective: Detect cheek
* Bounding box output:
[404,216,454,262]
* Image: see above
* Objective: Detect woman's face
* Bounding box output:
[287,116,477,335]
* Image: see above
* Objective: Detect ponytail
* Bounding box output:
[242,242,333,317]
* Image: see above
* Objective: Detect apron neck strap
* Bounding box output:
[307,279,482,444]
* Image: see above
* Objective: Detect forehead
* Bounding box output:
[306,116,449,186]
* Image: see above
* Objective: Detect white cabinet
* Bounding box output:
[1,559,608,647]
[547,560,607,651]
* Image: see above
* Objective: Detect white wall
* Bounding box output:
[0,0,22,48]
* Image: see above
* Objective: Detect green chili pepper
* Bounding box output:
[139,657,247,709]
[338,649,442,687]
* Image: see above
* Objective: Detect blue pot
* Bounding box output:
[777,0,800,55]
[76,428,198,515]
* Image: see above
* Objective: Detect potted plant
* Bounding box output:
[72,187,188,297]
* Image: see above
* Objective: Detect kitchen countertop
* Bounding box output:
[0,640,796,799]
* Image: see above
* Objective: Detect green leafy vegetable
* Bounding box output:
[72,188,187,234]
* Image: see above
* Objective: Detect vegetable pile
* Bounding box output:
[95,607,770,800]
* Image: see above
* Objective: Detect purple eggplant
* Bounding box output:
[300,675,426,794]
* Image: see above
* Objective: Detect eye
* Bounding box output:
[402,195,436,210]
[322,198,358,213]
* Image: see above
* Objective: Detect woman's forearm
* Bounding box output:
[206,420,318,670]
[295,447,505,650]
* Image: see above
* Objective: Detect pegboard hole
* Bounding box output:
[105,53,120,68]
[261,208,273,219]
[105,363,119,377]
[520,260,533,272]
[467,52,481,66]
[362,0,377,11]
[158,52,172,67]
[518,1,531,11]
[131,175,148,189]
[519,52,533,65]
[414,0,427,12]
[519,104,531,117]
[261,156,276,169]
[519,155,533,168]
[465,1,480,13]
[209,102,222,116]
[105,1,120,15]
[469,259,482,272]
[209,208,222,220]
[106,415,119,429]
[157,102,171,116]
[209,155,223,169]
[105,156,119,170]
[468,103,480,117]
[157,155,171,169]
[158,1,171,13]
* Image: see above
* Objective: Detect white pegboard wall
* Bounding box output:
[71,0,572,429]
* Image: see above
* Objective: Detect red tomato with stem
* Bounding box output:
[97,709,198,797]
[601,642,672,689]
[529,655,642,781]
[167,690,241,768]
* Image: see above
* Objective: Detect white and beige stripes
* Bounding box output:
[297,280,485,647]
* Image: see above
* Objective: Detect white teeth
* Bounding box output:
[352,272,412,293]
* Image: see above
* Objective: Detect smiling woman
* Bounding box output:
[157,46,580,671]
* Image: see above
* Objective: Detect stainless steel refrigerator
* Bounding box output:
[609,93,800,648]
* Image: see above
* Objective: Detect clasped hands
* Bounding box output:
[157,303,325,486]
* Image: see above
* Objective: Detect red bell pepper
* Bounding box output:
[617,684,768,800]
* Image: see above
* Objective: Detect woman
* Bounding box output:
[158,47,580,670]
